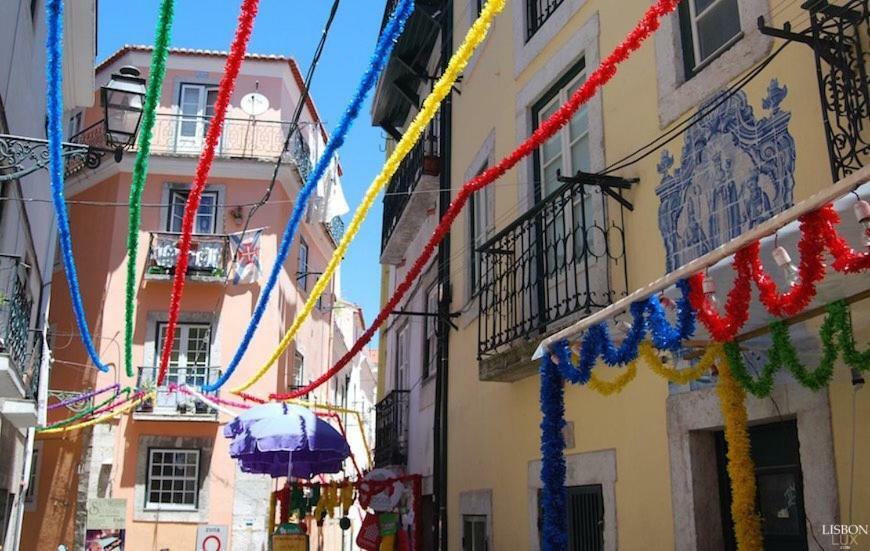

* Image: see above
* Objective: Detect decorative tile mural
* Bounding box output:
[656,79,796,272]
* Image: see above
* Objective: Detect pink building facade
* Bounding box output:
[23,47,348,551]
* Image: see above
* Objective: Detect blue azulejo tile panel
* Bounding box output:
[656,79,796,272]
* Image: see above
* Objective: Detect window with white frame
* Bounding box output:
[678,0,742,77]
[469,164,494,297]
[167,189,219,234]
[463,514,488,551]
[533,58,600,270]
[423,284,438,379]
[176,84,218,150]
[156,322,211,390]
[293,350,305,388]
[297,238,310,291]
[395,324,409,391]
[146,448,200,510]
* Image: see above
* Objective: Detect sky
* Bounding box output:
[97,0,387,343]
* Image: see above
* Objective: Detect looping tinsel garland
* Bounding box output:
[123,0,176,378]
[44,0,109,372]
[724,300,869,397]
[158,0,260,386]
[587,359,638,396]
[556,280,695,384]
[690,203,869,341]
[715,360,764,551]
[540,345,568,551]
[640,341,724,385]
[270,0,682,401]
[206,0,416,392]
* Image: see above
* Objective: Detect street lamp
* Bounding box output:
[101,66,146,160]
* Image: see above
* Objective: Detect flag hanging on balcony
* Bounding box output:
[230,229,263,285]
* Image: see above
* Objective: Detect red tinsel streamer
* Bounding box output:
[269,0,682,400]
[691,202,869,340]
[688,243,756,342]
[819,204,870,273]
[752,209,827,317]
[157,0,260,385]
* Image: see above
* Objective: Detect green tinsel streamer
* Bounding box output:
[725,300,869,397]
[37,387,132,431]
[123,0,175,377]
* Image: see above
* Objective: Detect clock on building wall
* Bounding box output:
[240,92,269,116]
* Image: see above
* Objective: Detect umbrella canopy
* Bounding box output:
[224,402,350,479]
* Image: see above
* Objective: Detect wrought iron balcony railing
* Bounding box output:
[526,0,565,40]
[381,114,441,251]
[136,365,221,417]
[144,231,230,283]
[374,389,410,468]
[0,255,41,397]
[477,173,632,360]
[66,115,314,177]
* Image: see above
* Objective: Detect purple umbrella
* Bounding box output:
[224,403,350,479]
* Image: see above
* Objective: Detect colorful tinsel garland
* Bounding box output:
[540,344,568,551]
[715,359,764,551]
[269,0,683,401]
[724,300,869,397]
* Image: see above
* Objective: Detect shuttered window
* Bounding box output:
[538,484,605,551]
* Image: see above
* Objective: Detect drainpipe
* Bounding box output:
[432,2,453,549]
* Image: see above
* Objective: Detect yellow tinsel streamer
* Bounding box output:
[587,360,638,396]
[641,341,723,385]
[37,391,155,435]
[716,360,764,551]
[231,0,508,394]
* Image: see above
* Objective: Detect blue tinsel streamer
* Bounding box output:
[555,279,696,382]
[203,0,415,392]
[45,0,109,372]
[540,343,568,550]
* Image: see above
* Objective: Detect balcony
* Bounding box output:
[134,365,220,421]
[65,115,312,177]
[144,232,230,283]
[0,256,41,427]
[477,173,632,381]
[374,389,409,468]
[380,114,440,263]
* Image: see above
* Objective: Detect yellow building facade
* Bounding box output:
[441,0,868,549]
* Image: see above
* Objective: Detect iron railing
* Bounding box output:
[0,256,41,394]
[374,389,410,467]
[145,231,230,282]
[477,175,630,359]
[66,115,314,176]
[136,365,221,416]
[527,0,565,40]
[381,113,441,251]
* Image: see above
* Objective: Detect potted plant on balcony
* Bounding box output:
[140,396,154,413]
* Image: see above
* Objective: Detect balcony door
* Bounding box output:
[176,84,218,153]
[155,322,211,409]
[533,59,608,325]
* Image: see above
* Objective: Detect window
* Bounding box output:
[176,84,219,150]
[537,484,604,550]
[469,164,494,297]
[297,239,310,291]
[678,0,741,76]
[293,350,305,388]
[395,325,409,391]
[146,449,200,510]
[30,0,39,23]
[715,420,808,550]
[462,515,488,551]
[423,284,438,379]
[532,59,599,271]
[67,111,83,139]
[156,322,211,389]
[526,0,565,40]
[167,189,218,234]
[24,444,41,510]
